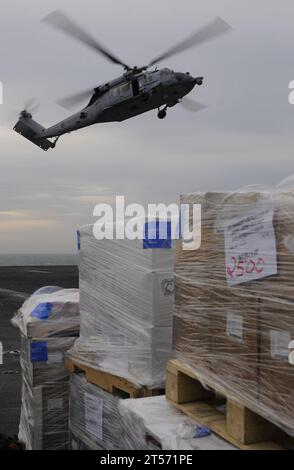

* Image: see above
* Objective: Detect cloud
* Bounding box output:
[0,210,28,219]
[0,218,59,231]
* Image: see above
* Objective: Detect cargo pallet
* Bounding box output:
[166,359,293,450]
[65,356,164,399]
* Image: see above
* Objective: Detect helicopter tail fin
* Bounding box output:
[13,111,54,151]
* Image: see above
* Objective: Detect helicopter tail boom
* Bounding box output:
[14,112,55,151]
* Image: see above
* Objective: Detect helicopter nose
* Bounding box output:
[176,73,203,87]
[187,73,204,86]
[194,76,204,86]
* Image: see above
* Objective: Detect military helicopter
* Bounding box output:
[13,11,231,151]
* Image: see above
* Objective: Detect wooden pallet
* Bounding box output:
[65,356,163,399]
[166,359,290,450]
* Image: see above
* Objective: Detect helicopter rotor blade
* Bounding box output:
[7,98,40,124]
[180,98,207,113]
[148,17,232,67]
[56,88,94,110]
[43,10,131,70]
[23,98,40,114]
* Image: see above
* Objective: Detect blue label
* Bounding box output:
[143,221,172,249]
[30,342,48,363]
[77,230,81,251]
[194,426,211,439]
[31,302,52,320]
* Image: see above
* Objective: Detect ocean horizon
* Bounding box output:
[0,253,78,266]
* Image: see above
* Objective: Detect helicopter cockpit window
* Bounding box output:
[112,87,120,97]
[122,84,130,93]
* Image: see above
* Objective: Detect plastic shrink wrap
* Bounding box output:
[69,375,234,451]
[174,183,294,436]
[69,222,174,388]
[69,373,121,450]
[12,286,80,337]
[119,396,235,450]
[12,287,80,450]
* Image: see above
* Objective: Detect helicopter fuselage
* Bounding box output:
[42,68,199,139]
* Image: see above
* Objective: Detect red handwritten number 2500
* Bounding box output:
[227,257,264,279]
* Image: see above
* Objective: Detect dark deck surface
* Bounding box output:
[0,266,78,437]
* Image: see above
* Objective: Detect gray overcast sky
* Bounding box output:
[1,0,294,253]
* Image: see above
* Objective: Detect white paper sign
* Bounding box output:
[224,208,277,287]
[47,352,63,364]
[270,330,291,360]
[226,313,243,342]
[84,392,103,441]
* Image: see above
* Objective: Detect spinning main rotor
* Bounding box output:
[42,10,232,109]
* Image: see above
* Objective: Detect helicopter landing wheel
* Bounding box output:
[158,109,167,119]
[50,136,60,149]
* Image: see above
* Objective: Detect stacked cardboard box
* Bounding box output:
[174,190,294,433]
[12,287,79,450]
[259,297,294,432]
[19,378,70,450]
[71,222,174,388]
[173,281,213,376]
[210,286,260,403]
